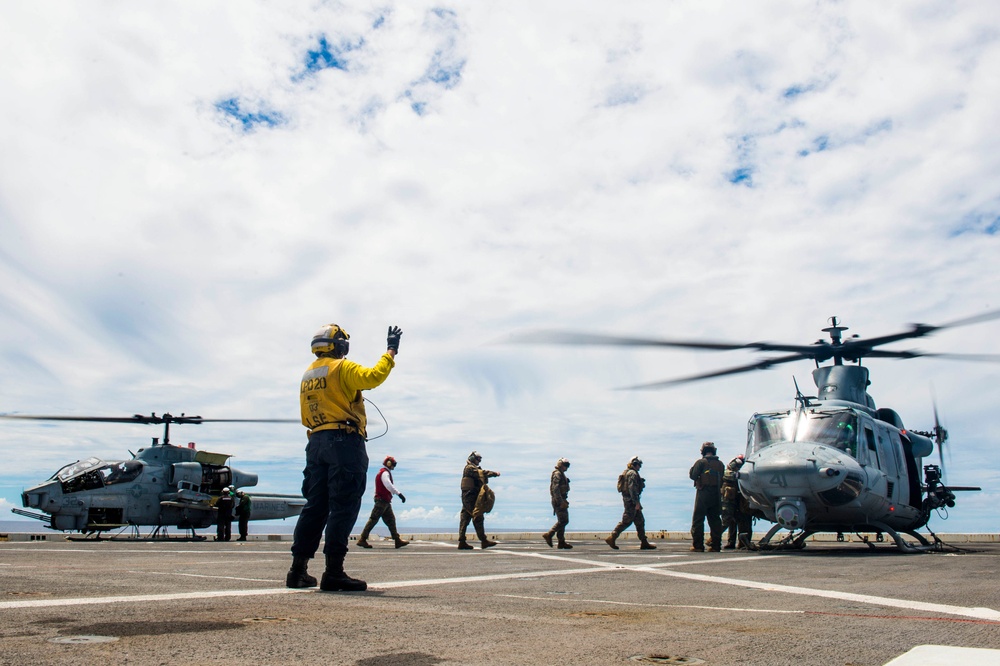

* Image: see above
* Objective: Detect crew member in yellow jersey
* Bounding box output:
[286,323,401,592]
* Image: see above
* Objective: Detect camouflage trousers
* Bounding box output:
[458,491,488,542]
[549,504,569,540]
[723,509,752,548]
[359,498,399,540]
[611,499,646,540]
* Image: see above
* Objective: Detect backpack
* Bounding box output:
[616,470,628,493]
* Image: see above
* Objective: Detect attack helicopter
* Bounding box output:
[2,412,306,539]
[515,310,1000,552]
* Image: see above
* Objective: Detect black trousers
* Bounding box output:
[290,429,368,559]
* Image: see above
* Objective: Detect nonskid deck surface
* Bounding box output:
[2,537,1000,665]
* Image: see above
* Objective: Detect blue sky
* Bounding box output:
[1,1,998,536]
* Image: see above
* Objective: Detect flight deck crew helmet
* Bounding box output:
[556,458,570,469]
[628,456,642,468]
[468,451,482,464]
[701,441,717,454]
[384,456,397,468]
[311,324,350,356]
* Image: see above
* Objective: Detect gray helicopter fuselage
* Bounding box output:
[20,442,304,532]
[738,365,934,534]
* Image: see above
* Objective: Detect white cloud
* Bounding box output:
[1,1,999,537]
[396,505,447,523]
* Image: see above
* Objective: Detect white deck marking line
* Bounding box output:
[631,565,1000,622]
[128,570,278,583]
[497,594,804,614]
[0,566,613,610]
[0,547,293,555]
[0,587,308,610]
[369,567,612,590]
[497,549,1000,622]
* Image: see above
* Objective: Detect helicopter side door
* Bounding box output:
[863,422,905,506]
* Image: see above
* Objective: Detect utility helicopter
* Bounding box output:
[515,310,1000,552]
[2,412,306,540]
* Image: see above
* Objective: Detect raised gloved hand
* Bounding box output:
[387,325,402,352]
[398,493,406,503]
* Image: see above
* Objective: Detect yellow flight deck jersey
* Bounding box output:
[299,353,395,438]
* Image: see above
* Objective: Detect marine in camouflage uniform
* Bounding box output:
[458,451,499,550]
[542,458,572,549]
[605,456,656,550]
[689,441,725,552]
[721,454,753,549]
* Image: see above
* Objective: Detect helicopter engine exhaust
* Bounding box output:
[229,469,258,488]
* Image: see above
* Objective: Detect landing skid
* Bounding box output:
[66,524,206,542]
[868,521,937,553]
[757,524,813,550]
[754,522,946,553]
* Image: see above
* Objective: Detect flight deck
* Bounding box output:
[2,535,1000,665]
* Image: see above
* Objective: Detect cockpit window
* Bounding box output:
[57,458,142,493]
[749,411,859,457]
[55,457,103,481]
[98,461,143,485]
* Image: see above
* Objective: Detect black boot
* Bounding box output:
[320,552,367,592]
[286,556,317,588]
[640,538,657,550]
[457,539,474,550]
[542,531,554,548]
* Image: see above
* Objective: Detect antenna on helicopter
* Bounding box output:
[792,377,817,409]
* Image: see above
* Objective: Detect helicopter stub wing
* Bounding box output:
[159,500,216,511]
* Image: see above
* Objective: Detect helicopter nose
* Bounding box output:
[742,443,850,496]
[22,480,60,509]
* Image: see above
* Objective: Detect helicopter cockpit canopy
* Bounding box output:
[56,458,144,494]
[749,411,859,458]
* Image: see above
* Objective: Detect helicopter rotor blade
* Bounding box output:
[930,392,951,482]
[844,308,1000,350]
[616,353,810,390]
[196,418,299,424]
[506,330,757,351]
[0,414,298,425]
[861,350,1000,362]
[935,308,1000,330]
[508,330,843,358]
